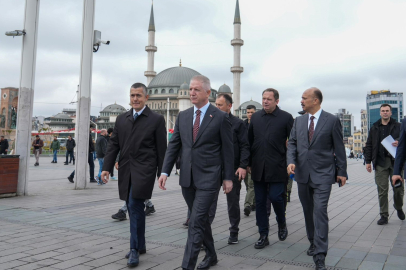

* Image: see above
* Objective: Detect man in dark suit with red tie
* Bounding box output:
[158,75,234,270]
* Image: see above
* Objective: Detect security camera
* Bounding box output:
[5,30,26,37]
[93,30,110,52]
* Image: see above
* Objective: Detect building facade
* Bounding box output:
[335,109,354,140]
[96,103,128,130]
[353,130,362,154]
[44,113,75,131]
[366,90,403,130]
[235,100,262,120]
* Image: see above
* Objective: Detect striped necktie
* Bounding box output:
[193,110,201,142]
[309,116,315,142]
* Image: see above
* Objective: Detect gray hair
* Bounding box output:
[100,129,107,135]
[130,82,148,96]
[190,75,211,91]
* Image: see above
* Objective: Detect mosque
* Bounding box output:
[142,0,262,128]
[94,0,262,131]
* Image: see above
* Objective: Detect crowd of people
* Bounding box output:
[23,75,406,270]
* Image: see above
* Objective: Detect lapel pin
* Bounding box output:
[210,115,212,118]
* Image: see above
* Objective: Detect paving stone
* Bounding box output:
[365,252,388,263]
[358,261,384,270]
[336,257,363,269]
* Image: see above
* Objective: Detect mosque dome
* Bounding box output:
[239,100,262,110]
[101,103,127,113]
[180,82,189,90]
[218,84,232,93]
[148,66,201,88]
[53,113,71,119]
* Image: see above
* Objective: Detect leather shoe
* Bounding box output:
[307,242,315,256]
[396,207,405,220]
[314,254,326,270]
[197,254,218,269]
[125,246,146,259]
[127,249,139,267]
[278,222,288,241]
[254,235,269,249]
[377,215,388,225]
[244,206,251,216]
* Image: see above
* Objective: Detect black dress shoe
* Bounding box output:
[125,247,146,259]
[396,207,405,220]
[111,209,126,221]
[377,215,388,225]
[254,235,269,249]
[278,222,288,241]
[127,249,139,267]
[228,232,238,244]
[67,176,74,183]
[307,242,315,256]
[64,162,69,165]
[183,218,189,227]
[244,206,251,216]
[197,254,218,269]
[314,254,327,270]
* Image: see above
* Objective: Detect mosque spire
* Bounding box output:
[145,1,157,85]
[148,2,155,32]
[234,0,241,24]
[231,0,243,115]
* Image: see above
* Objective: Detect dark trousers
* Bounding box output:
[209,179,241,233]
[181,180,218,270]
[126,183,146,250]
[88,152,94,179]
[254,181,286,236]
[297,179,332,256]
[66,150,75,163]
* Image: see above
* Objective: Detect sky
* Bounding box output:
[1,0,406,129]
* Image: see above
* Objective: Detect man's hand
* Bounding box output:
[115,162,119,170]
[287,164,295,175]
[392,175,404,186]
[337,176,347,187]
[235,168,246,181]
[247,166,251,174]
[392,140,399,147]
[101,171,110,184]
[158,175,168,190]
[366,164,372,173]
[222,180,233,194]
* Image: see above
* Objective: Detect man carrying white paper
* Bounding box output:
[364,104,405,225]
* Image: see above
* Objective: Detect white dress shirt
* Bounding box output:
[308,109,322,130]
[193,102,210,126]
[133,106,146,118]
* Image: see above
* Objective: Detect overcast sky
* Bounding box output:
[1,0,406,129]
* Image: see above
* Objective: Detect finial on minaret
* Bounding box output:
[179,59,182,67]
[234,0,241,24]
[148,2,155,32]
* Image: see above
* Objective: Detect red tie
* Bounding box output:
[309,116,315,142]
[193,110,201,142]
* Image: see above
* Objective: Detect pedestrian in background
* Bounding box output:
[243,104,256,216]
[96,129,108,184]
[32,135,44,166]
[364,104,404,225]
[0,135,9,155]
[64,135,76,165]
[50,136,60,163]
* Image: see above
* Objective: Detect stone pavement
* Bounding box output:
[0,157,406,270]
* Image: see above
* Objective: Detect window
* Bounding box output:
[180,92,182,96]
[169,89,174,94]
[154,89,158,94]
[161,89,166,94]
[149,90,152,95]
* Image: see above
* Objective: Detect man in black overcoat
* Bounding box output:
[101,83,167,267]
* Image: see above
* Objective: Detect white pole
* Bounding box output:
[15,0,40,196]
[167,97,170,144]
[74,0,95,190]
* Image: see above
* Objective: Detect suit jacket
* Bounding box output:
[229,114,250,171]
[162,104,234,190]
[248,107,294,182]
[287,110,347,185]
[103,106,167,200]
[394,118,406,175]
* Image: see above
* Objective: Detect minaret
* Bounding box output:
[231,0,243,113]
[144,3,157,85]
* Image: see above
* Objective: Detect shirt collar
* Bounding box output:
[194,102,210,115]
[261,106,280,116]
[310,108,322,119]
[133,106,146,116]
